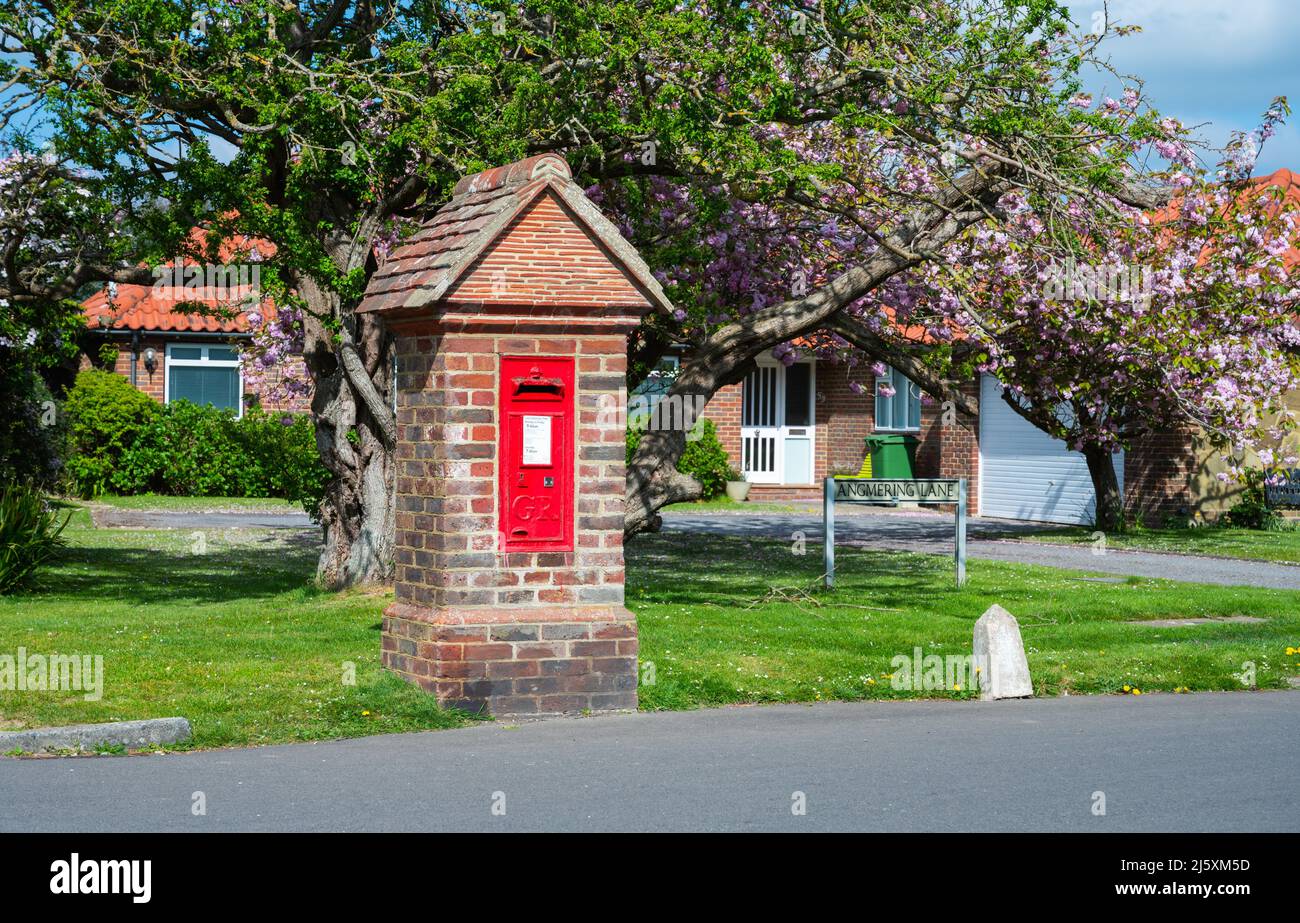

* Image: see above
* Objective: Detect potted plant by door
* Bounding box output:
[724,468,751,502]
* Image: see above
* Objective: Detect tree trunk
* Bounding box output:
[311,362,395,589]
[299,278,396,589]
[1083,444,1125,533]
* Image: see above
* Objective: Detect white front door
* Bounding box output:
[741,360,816,485]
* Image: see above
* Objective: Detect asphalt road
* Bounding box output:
[661,510,1300,590]
[3,693,1297,832]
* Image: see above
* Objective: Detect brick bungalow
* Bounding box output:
[79,237,309,415]
[695,355,982,506]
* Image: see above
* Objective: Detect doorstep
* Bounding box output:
[745,484,822,501]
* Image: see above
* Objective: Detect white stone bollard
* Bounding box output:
[972,604,1033,700]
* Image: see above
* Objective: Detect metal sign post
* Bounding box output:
[823,477,968,588]
[955,477,967,587]
[823,476,837,589]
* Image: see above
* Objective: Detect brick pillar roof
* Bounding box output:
[357,153,673,323]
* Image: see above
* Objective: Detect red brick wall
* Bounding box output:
[444,191,650,309]
[102,338,167,402]
[248,353,312,414]
[934,379,981,514]
[382,330,637,715]
[1124,428,1198,525]
[389,332,628,610]
[819,360,874,477]
[710,381,743,468]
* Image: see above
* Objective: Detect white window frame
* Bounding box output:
[874,366,921,433]
[164,342,244,418]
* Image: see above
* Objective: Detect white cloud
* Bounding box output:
[1066,0,1299,171]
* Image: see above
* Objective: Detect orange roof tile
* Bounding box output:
[82,227,276,333]
[1246,167,1300,268]
[82,283,268,334]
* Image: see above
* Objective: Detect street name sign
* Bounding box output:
[823,477,968,588]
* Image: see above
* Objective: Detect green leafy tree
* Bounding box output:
[0,1,1190,580]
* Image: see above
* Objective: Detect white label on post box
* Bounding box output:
[522,415,552,465]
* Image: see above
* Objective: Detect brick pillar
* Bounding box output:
[358,153,670,716]
[937,380,981,514]
[1123,428,1198,525]
[383,333,637,716]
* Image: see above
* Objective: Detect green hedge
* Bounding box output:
[63,369,329,513]
[626,416,732,500]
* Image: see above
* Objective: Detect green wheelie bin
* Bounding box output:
[864,434,919,479]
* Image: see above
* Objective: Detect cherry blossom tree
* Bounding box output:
[810,101,1299,531]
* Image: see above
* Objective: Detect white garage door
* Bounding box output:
[978,375,1123,525]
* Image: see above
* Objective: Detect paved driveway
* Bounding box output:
[90,507,314,531]
[84,504,1300,589]
[2,693,1295,832]
[660,508,1300,590]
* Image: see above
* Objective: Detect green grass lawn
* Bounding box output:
[2,518,1297,751]
[87,493,305,513]
[630,532,1300,708]
[0,520,470,749]
[1020,524,1300,564]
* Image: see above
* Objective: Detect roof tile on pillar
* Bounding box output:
[358,152,672,332]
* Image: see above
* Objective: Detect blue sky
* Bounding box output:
[1066,0,1300,174]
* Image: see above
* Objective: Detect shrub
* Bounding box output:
[0,363,66,488]
[115,399,237,494]
[237,410,330,513]
[115,402,330,510]
[1224,470,1293,531]
[626,416,733,500]
[0,482,69,593]
[63,369,159,497]
[61,368,329,511]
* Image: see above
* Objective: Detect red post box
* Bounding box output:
[499,355,574,552]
